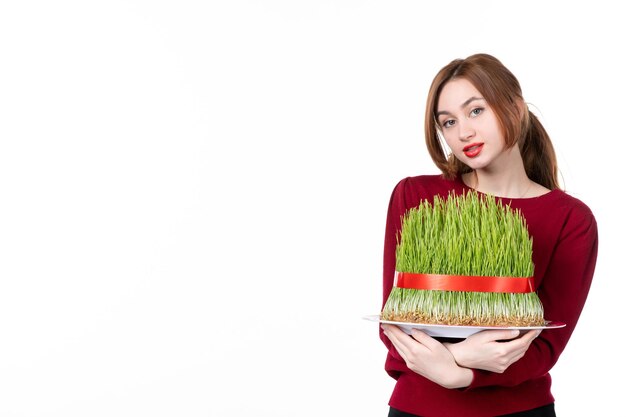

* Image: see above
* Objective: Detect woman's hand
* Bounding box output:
[381,324,473,389]
[444,329,541,373]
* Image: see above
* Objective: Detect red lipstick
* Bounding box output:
[463,142,484,158]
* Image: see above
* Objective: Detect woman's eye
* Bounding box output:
[442,119,455,128]
[470,108,483,117]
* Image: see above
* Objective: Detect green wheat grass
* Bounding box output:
[381,191,544,326]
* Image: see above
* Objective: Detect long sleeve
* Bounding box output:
[380,178,411,374]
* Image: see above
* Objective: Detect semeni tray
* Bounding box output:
[363,314,565,339]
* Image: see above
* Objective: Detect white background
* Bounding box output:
[0,1,623,416]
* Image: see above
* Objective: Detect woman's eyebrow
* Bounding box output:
[436,96,485,118]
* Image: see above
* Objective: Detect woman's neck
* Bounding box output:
[461,146,536,199]
[463,169,533,199]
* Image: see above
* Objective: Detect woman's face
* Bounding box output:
[436,78,509,171]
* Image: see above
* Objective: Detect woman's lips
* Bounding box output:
[463,143,484,158]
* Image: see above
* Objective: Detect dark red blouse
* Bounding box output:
[381,175,598,417]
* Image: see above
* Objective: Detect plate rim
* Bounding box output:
[363,314,566,330]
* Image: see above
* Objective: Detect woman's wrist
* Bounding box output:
[455,366,474,388]
[442,366,473,389]
[444,342,465,367]
[432,360,473,389]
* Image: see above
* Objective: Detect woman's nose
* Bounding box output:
[458,120,475,141]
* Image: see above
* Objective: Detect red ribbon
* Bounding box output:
[394,271,535,293]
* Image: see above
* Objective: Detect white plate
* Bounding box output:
[363,314,566,338]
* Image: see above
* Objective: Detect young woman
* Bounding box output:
[379,54,598,417]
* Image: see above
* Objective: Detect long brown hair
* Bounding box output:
[424,53,560,190]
